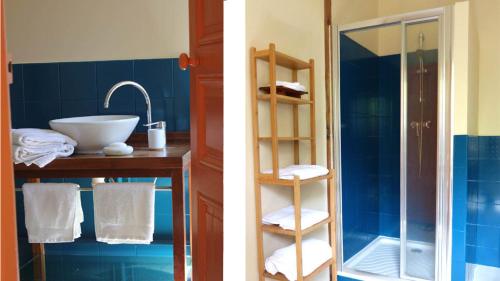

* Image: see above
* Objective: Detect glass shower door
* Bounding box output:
[401,19,440,281]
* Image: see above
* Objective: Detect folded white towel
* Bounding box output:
[12,128,77,147]
[22,183,83,243]
[12,144,74,168]
[263,165,329,180]
[262,206,329,230]
[93,183,155,244]
[265,239,332,280]
[276,81,307,92]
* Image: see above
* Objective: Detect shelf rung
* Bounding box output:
[263,258,334,281]
[262,217,331,236]
[254,49,311,70]
[257,94,312,105]
[258,137,312,141]
[258,171,334,186]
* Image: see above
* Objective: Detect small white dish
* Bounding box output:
[103,142,134,156]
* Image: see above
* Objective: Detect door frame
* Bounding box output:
[1,0,20,280]
[332,6,453,281]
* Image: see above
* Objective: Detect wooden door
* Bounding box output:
[183,0,223,280]
[1,0,20,280]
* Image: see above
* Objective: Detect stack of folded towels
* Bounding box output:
[12,128,77,167]
[265,238,332,280]
[263,165,329,180]
[276,81,307,92]
[262,205,329,230]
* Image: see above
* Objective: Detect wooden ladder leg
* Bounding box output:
[32,243,46,281]
[292,69,300,165]
[293,177,303,281]
[328,176,337,281]
[27,178,46,281]
[255,180,265,281]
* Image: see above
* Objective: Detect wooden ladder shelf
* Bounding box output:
[250,43,337,281]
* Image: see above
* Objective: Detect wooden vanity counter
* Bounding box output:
[13,133,191,281]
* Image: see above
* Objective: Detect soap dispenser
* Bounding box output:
[146,121,166,150]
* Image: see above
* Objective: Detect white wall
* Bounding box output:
[4,0,189,63]
[472,0,500,135]
[246,1,328,280]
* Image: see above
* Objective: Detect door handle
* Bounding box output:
[179,53,199,70]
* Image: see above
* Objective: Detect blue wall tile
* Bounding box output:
[10,64,24,103]
[61,100,98,118]
[25,101,61,129]
[452,229,466,281]
[23,63,60,102]
[10,101,25,129]
[9,58,189,132]
[134,59,173,100]
[60,62,97,101]
[96,60,135,115]
[338,276,361,281]
[173,66,190,131]
[465,136,500,268]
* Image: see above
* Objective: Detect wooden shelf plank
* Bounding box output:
[257,94,312,105]
[14,140,190,178]
[263,258,334,281]
[257,171,334,187]
[258,137,313,141]
[255,49,310,70]
[262,217,331,236]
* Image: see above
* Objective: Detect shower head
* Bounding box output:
[415,32,426,61]
[418,32,425,51]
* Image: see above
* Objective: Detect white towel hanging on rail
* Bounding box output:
[22,183,83,243]
[93,183,155,244]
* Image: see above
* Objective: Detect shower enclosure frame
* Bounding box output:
[332,6,453,281]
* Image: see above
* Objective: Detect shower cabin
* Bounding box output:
[333,7,452,281]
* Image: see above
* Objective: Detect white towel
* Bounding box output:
[12,128,77,147]
[93,183,155,244]
[276,81,307,92]
[22,183,83,243]
[262,206,329,230]
[263,165,329,180]
[12,144,75,168]
[265,239,332,280]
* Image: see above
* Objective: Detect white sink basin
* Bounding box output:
[49,115,139,154]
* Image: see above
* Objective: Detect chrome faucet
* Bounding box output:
[104,81,152,129]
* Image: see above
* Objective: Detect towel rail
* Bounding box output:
[14,186,172,192]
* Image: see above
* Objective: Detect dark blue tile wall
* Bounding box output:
[338,275,361,281]
[339,34,401,262]
[377,54,401,239]
[340,34,380,261]
[466,136,500,268]
[9,58,190,132]
[452,135,468,281]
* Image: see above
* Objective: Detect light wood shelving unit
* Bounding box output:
[251,43,337,281]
